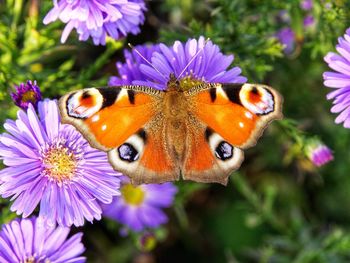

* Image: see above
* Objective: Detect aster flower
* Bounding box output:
[305,140,333,167]
[323,28,350,128]
[10,80,42,110]
[109,44,161,87]
[109,36,247,90]
[0,216,85,262]
[0,99,121,227]
[277,10,291,24]
[102,177,177,232]
[276,27,295,54]
[300,0,313,11]
[43,0,146,45]
[324,2,332,9]
[303,15,315,28]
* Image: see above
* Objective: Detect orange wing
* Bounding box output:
[182,124,244,185]
[108,121,179,185]
[59,86,178,184]
[59,86,163,151]
[186,83,283,149]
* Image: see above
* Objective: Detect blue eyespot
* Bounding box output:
[118,143,139,162]
[215,141,233,160]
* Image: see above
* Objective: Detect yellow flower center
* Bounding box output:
[42,145,77,183]
[121,184,145,206]
[22,90,36,103]
[25,257,50,263]
[179,75,205,91]
[25,257,35,263]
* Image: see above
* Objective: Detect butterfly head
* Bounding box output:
[166,73,181,92]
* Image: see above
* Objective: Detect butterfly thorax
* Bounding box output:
[164,74,207,160]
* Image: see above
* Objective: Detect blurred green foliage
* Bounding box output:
[2,0,350,262]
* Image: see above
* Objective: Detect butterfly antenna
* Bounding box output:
[128,43,167,81]
[176,38,210,82]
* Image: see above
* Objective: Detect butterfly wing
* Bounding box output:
[186,83,283,149]
[181,83,282,184]
[107,117,180,184]
[182,120,244,185]
[59,86,162,151]
[59,86,178,184]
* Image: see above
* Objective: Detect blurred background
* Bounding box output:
[1,0,350,262]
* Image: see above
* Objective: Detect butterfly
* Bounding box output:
[59,74,282,185]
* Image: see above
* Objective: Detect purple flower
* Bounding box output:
[109,36,247,90]
[277,10,291,24]
[323,28,350,128]
[102,177,177,232]
[306,141,333,167]
[43,0,146,45]
[0,99,121,227]
[109,44,161,87]
[10,80,42,110]
[276,27,295,54]
[303,15,315,28]
[0,216,85,262]
[324,2,332,9]
[300,0,313,11]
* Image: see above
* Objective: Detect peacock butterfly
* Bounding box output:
[59,72,282,185]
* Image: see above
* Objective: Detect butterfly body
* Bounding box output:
[59,77,282,185]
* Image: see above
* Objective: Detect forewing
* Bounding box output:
[59,86,162,151]
[186,83,283,149]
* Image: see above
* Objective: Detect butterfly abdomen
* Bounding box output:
[162,90,189,163]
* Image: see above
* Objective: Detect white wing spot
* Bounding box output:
[92,115,100,122]
[245,111,253,119]
[102,124,107,131]
[239,122,244,128]
[217,87,228,99]
[118,89,129,101]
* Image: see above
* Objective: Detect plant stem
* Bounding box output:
[231,172,291,235]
